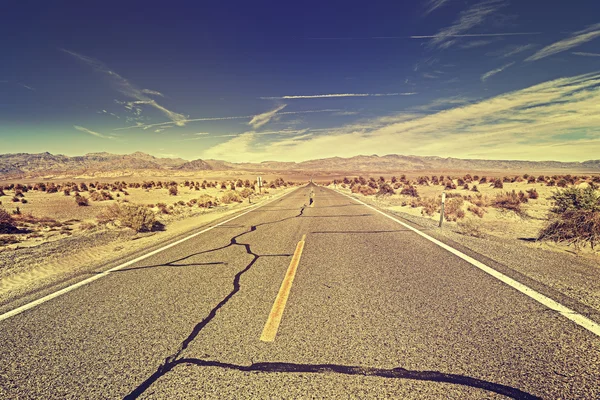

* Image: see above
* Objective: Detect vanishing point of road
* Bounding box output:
[1,184,599,399]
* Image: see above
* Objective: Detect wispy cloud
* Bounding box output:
[481,62,515,81]
[499,44,536,58]
[410,32,541,39]
[61,49,187,126]
[428,0,508,49]
[572,51,600,57]
[74,125,114,139]
[0,80,35,91]
[141,89,164,97]
[201,72,600,162]
[460,40,494,49]
[249,104,287,129]
[424,0,451,15]
[526,24,600,61]
[259,93,415,100]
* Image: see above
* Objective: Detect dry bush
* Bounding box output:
[492,191,522,213]
[220,190,243,204]
[197,194,218,208]
[492,179,504,189]
[467,205,486,218]
[168,185,178,196]
[417,197,440,216]
[444,180,457,190]
[0,209,18,233]
[400,185,419,197]
[518,191,528,203]
[526,188,539,199]
[377,183,395,196]
[13,213,62,228]
[240,188,254,198]
[471,185,479,192]
[90,190,113,201]
[75,195,89,206]
[444,197,465,222]
[98,203,156,232]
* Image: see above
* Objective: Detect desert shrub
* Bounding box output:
[63,189,71,196]
[197,194,218,208]
[479,177,487,184]
[492,191,522,213]
[157,202,170,214]
[168,185,178,196]
[79,222,96,231]
[444,180,457,190]
[526,188,539,199]
[377,183,395,196]
[240,188,254,198]
[73,194,89,206]
[462,183,469,190]
[90,190,113,201]
[549,186,600,214]
[527,176,536,184]
[416,197,440,216]
[21,199,28,204]
[539,187,600,248]
[0,188,5,196]
[444,197,465,222]
[518,191,528,203]
[220,190,243,204]
[492,179,504,189]
[556,178,568,188]
[471,185,479,192]
[359,185,377,196]
[546,180,556,187]
[467,205,486,218]
[0,210,18,233]
[400,185,419,197]
[15,189,24,198]
[47,184,58,193]
[12,196,20,203]
[97,203,156,232]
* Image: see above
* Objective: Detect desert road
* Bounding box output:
[1,184,599,399]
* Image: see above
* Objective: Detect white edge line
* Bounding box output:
[0,188,299,322]
[334,189,600,338]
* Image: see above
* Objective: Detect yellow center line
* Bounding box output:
[260,234,306,342]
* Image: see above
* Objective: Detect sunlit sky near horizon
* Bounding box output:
[2,1,600,162]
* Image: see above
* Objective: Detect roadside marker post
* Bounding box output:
[257,176,262,193]
[439,191,446,228]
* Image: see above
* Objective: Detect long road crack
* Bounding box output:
[124,204,306,399]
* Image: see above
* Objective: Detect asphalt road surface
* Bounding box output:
[1,184,599,399]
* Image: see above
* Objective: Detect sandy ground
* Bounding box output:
[0,182,298,306]
[330,180,600,313]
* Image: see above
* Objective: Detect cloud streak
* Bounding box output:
[74,125,114,139]
[61,49,187,126]
[572,51,600,57]
[428,0,507,49]
[248,104,287,129]
[481,62,514,81]
[526,24,600,61]
[424,0,451,15]
[259,93,416,99]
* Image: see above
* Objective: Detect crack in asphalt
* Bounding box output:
[166,359,540,400]
[124,205,307,399]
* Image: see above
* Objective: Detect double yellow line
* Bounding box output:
[260,234,306,342]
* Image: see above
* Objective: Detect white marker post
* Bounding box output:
[257,176,262,194]
[439,192,446,228]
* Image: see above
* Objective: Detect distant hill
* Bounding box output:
[0,152,599,179]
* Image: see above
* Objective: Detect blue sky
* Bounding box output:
[2,0,600,162]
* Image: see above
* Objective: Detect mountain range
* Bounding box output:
[1,152,599,179]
